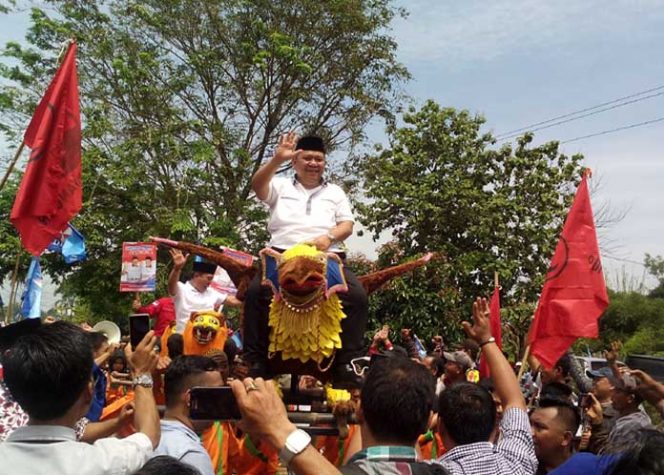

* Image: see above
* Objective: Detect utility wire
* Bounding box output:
[495,83,664,139]
[496,91,664,141]
[559,116,664,144]
[602,255,646,267]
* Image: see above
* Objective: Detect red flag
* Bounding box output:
[10,42,81,256]
[529,171,609,368]
[479,286,502,378]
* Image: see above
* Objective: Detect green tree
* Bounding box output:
[0,0,408,320]
[354,101,584,350]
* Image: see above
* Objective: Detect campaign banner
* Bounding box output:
[120,242,157,292]
[209,247,255,296]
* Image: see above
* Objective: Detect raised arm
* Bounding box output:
[464,297,526,411]
[167,249,188,297]
[125,331,160,448]
[252,132,301,201]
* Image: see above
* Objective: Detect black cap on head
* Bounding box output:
[193,260,217,274]
[295,135,326,154]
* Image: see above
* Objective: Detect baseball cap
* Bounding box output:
[443,351,474,371]
[586,367,618,385]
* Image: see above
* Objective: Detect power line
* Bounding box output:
[496,91,664,141]
[559,116,664,144]
[602,255,646,267]
[494,83,664,139]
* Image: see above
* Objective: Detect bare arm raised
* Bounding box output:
[167,249,188,297]
[464,297,526,411]
[252,132,301,201]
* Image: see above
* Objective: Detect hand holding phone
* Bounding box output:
[129,313,151,350]
[189,386,242,420]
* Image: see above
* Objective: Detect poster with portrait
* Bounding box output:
[209,246,255,296]
[120,242,157,292]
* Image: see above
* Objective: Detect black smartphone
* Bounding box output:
[189,386,242,420]
[129,313,150,350]
[579,393,590,408]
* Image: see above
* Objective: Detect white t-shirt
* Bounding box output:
[263,176,354,252]
[172,281,227,332]
[0,425,153,475]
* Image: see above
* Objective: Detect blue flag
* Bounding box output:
[47,224,87,264]
[21,257,43,319]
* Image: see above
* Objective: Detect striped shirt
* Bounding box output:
[436,408,538,475]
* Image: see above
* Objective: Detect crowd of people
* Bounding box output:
[1,132,664,475]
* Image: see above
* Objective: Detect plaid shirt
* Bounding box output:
[343,446,420,475]
[436,407,538,475]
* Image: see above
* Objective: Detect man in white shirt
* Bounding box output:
[0,321,161,475]
[168,251,241,333]
[245,132,368,387]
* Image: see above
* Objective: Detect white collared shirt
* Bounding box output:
[0,425,153,475]
[172,281,227,332]
[263,176,354,252]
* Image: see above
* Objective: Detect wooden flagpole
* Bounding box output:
[6,252,22,324]
[0,142,26,193]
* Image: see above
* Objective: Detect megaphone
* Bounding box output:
[92,320,121,344]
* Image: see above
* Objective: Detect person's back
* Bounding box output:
[436,298,537,475]
[0,321,160,475]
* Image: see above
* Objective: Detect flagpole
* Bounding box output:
[517,344,531,380]
[6,252,22,324]
[0,141,26,193]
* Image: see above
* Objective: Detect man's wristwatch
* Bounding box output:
[132,373,154,388]
[479,336,496,347]
[279,428,311,465]
[326,231,337,243]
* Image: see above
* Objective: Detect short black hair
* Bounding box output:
[361,356,435,445]
[537,398,580,433]
[430,355,446,378]
[438,382,496,445]
[167,333,184,359]
[540,382,573,402]
[555,354,572,377]
[88,331,109,353]
[135,456,201,475]
[610,429,664,475]
[164,355,218,408]
[223,338,238,363]
[3,321,93,420]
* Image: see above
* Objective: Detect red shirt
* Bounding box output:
[139,297,175,336]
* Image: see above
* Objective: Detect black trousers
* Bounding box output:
[242,265,368,365]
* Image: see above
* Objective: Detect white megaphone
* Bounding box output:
[92,320,121,344]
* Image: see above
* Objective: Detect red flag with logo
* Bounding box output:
[529,171,609,368]
[10,42,81,256]
[479,286,502,378]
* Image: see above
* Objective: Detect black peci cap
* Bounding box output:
[295,135,326,154]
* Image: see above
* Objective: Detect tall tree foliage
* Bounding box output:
[355,101,585,351]
[0,0,408,320]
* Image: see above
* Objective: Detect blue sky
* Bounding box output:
[2,1,664,310]
[352,0,664,290]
